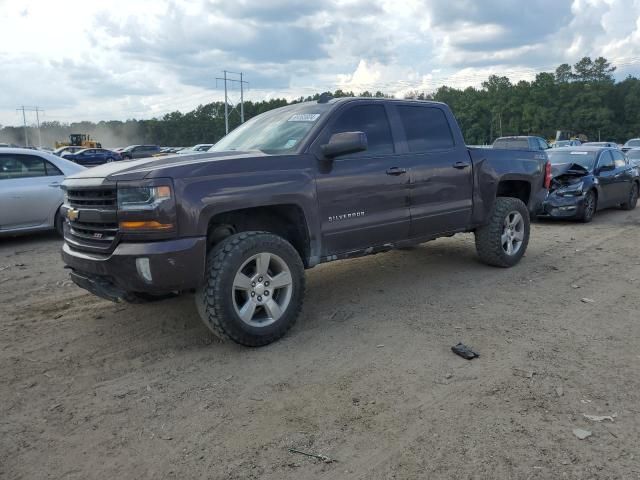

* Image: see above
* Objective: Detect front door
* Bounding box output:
[314,103,410,256]
[595,151,619,208]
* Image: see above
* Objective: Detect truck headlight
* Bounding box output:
[556,182,584,197]
[118,186,172,210]
[117,184,176,233]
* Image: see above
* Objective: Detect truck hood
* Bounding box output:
[66,150,268,181]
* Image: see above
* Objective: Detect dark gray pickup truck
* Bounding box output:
[61,97,550,346]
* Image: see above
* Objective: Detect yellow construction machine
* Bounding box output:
[55,133,102,149]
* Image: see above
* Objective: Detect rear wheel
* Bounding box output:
[195,232,305,347]
[621,182,638,210]
[475,197,530,268]
[106,157,115,163]
[580,190,597,223]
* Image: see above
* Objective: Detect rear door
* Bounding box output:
[391,103,473,237]
[610,149,633,202]
[313,102,411,255]
[0,153,63,230]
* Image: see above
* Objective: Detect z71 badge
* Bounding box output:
[328,211,365,222]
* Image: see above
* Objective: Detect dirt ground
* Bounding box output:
[1,209,639,480]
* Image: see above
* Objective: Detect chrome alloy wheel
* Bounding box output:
[501,211,525,256]
[232,252,293,327]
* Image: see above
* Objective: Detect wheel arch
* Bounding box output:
[205,204,313,267]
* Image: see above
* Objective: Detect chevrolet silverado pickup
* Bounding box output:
[61,97,551,346]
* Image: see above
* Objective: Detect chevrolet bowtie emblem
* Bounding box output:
[67,208,79,221]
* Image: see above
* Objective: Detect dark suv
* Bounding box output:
[61,98,549,346]
[121,145,161,160]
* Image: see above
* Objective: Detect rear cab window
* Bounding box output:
[493,138,529,150]
[396,105,455,152]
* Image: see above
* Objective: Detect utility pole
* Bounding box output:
[216,71,248,134]
[18,106,28,147]
[34,107,43,147]
[16,106,44,147]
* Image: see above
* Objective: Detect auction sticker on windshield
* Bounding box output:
[288,114,321,122]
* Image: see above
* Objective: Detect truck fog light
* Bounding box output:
[136,257,152,283]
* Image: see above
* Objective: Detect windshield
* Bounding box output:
[625,139,640,147]
[547,150,597,170]
[210,103,330,154]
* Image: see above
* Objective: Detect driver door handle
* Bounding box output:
[386,167,407,176]
[453,161,470,169]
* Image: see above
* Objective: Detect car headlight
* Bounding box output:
[117,186,172,210]
[556,182,584,197]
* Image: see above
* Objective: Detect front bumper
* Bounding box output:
[539,192,586,218]
[62,236,207,298]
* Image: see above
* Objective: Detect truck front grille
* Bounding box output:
[65,187,119,253]
[67,188,117,208]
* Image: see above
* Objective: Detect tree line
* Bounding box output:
[1,57,638,148]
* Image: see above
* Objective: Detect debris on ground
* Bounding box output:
[376,344,385,348]
[583,413,617,422]
[288,448,334,463]
[581,298,595,304]
[445,373,453,379]
[555,386,564,397]
[513,368,536,379]
[572,428,592,440]
[451,343,479,360]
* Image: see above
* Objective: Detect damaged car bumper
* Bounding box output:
[539,192,587,218]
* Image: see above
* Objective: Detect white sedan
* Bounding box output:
[0,148,85,237]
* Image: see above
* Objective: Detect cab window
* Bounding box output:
[328,104,394,156]
[396,105,454,152]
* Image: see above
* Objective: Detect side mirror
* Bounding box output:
[321,131,367,159]
[599,164,615,172]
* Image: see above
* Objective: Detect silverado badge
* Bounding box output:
[67,209,79,221]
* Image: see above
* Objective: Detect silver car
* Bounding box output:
[0,148,85,237]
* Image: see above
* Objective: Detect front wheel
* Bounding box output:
[475,197,530,268]
[580,190,597,222]
[621,183,638,211]
[195,232,305,347]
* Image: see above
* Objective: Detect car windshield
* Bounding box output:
[625,139,640,147]
[547,150,597,170]
[210,103,330,154]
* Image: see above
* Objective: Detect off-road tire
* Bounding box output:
[474,197,530,268]
[195,231,305,347]
[580,190,597,223]
[621,182,638,211]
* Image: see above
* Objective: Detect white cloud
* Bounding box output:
[0,0,639,126]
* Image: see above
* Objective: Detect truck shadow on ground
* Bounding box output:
[88,236,499,355]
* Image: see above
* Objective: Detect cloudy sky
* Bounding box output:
[1,0,639,126]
